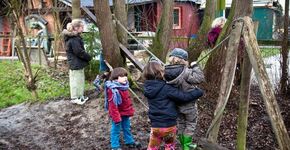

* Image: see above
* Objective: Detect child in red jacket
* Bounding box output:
[104,67,141,150]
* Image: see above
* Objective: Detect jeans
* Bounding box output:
[111,116,135,148]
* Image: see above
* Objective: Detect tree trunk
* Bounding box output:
[150,0,174,62]
[72,0,81,19]
[280,0,289,94]
[8,0,38,99]
[203,0,236,87]
[113,0,127,66]
[206,20,243,142]
[187,0,215,62]
[52,0,64,69]
[243,16,290,150]
[236,22,258,150]
[113,0,127,46]
[94,0,124,68]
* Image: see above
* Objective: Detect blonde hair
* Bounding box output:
[168,56,188,66]
[211,17,227,28]
[66,19,84,32]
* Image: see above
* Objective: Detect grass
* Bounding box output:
[0,61,94,109]
[260,48,281,58]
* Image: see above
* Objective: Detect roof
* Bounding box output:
[200,0,275,8]
[60,0,202,7]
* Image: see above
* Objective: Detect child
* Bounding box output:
[104,67,141,150]
[143,61,204,150]
[62,19,92,105]
[207,17,227,48]
[164,48,205,150]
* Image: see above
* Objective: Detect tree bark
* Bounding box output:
[203,0,236,87]
[113,0,127,46]
[236,22,258,150]
[8,0,38,99]
[187,0,215,62]
[150,0,174,62]
[72,0,81,19]
[206,20,243,142]
[243,16,290,150]
[94,0,124,68]
[280,0,289,94]
[52,0,64,68]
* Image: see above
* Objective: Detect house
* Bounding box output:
[200,0,283,40]
[0,1,12,56]
[0,0,202,57]
[63,0,202,48]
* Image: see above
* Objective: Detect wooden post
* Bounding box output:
[242,16,290,150]
[206,19,244,142]
[236,21,258,150]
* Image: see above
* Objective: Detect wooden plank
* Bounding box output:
[81,7,97,25]
[243,16,290,150]
[206,19,243,142]
[119,43,144,71]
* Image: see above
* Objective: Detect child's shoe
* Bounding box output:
[71,98,85,105]
[81,96,89,102]
[126,141,141,148]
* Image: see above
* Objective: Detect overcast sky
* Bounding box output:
[278,0,289,14]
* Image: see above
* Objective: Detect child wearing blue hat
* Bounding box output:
[165,48,205,150]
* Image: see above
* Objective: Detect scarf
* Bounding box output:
[104,80,129,111]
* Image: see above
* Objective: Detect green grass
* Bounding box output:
[260,48,281,58]
[0,61,94,109]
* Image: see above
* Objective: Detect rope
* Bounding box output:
[197,18,246,64]
[103,60,149,110]
[206,18,245,137]
[197,34,231,63]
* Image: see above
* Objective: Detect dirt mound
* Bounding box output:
[0,91,150,150]
[0,87,289,150]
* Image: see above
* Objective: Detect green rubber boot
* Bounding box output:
[182,135,197,150]
[178,134,184,147]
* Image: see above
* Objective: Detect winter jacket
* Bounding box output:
[207,26,222,48]
[107,89,135,123]
[62,30,92,70]
[143,80,204,128]
[164,64,205,91]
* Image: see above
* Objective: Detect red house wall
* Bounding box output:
[156,2,200,49]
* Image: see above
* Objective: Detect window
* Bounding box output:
[173,7,181,29]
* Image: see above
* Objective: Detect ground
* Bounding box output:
[0,83,289,150]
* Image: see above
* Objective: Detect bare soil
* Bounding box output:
[0,84,289,150]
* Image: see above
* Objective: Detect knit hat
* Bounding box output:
[169,48,188,60]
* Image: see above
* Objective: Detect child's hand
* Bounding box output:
[190,61,198,68]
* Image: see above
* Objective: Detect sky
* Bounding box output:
[278,0,289,14]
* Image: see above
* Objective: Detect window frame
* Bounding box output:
[173,7,182,29]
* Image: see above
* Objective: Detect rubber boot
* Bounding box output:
[178,134,184,148]
[182,135,197,150]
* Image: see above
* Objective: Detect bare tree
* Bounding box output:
[94,0,124,68]
[150,0,174,62]
[203,0,236,87]
[187,0,215,62]
[52,0,64,69]
[280,0,289,94]
[5,0,39,99]
[72,0,81,19]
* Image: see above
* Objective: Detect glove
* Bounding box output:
[190,61,198,68]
